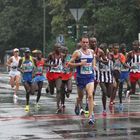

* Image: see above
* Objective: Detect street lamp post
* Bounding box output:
[43,0,46,57]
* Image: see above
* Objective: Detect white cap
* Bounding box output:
[13,48,19,52]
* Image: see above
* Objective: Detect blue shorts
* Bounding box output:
[120,71,129,83]
[32,75,46,82]
[22,72,32,83]
[76,77,94,90]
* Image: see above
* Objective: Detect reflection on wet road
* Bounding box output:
[0,73,140,140]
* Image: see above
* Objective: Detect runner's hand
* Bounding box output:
[80,61,87,66]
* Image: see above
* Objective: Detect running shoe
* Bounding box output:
[13,98,17,104]
[35,103,41,109]
[102,110,107,116]
[88,114,95,125]
[125,90,130,98]
[56,108,62,114]
[94,101,97,106]
[84,111,89,118]
[75,105,80,115]
[46,88,49,94]
[80,108,85,115]
[125,90,130,102]
[13,94,18,99]
[61,104,65,108]
[25,105,30,112]
[66,92,70,98]
[118,103,124,112]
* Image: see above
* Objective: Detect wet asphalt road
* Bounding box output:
[0,72,140,140]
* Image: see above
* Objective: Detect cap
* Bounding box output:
[32,49,38,53]
[13,48,19,52]
[36,50,42,54]
[25,48,31,53]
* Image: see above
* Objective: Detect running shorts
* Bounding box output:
[129,72,140,83]
[76,77,94,90]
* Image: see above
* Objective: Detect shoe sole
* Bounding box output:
[88,120,95,125]
[25,109,29,112]
[56,109,62,114]
[75,106,80,115]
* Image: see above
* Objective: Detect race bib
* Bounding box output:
[114,59,121,70]
[99,63,106,71]
[50,65,61,72]
[80,63,93,74]
[23,62,34,72]
[37,66,43,74]
[132,63,140,71]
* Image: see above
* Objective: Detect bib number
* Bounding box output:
[80,63,92,74]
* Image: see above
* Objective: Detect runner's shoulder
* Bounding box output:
[127,51,133,57]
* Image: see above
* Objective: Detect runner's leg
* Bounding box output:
[36,81,43,103]
[15,75,20,95]
[55,78,62,111]
[86,82,94,117]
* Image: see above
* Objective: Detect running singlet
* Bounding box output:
[76,49,94,78]
[36,59,45,75]
[99,58,113,72]
[63,54,71,73]
[99,59,113,83]
[10,56,21,71]
[130,54,140,73]
[113,53,125,71]
[120,53,129,72]
[49,58,62,73]
[22,56,34,73]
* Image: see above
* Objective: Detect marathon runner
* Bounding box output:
[6,48,21,99]
[126,40,140,98]
[68,36,96,125]
[18,48,36,112]
[46,43,65,113]
[98,43,114,115]
[33,50,46,108]
[109,43,126,105]
[61,47,73,108]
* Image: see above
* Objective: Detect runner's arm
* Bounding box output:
[6,57,12,67]
[119,53,131,69]
[44,53,57,67]
[97,50,108,65]
[17,58,24,73]
[68,51,85,67]
[126,51,133,63]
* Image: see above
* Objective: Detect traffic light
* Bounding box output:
[67,25,76,38]
[82,26,88,34]
[67,26,73,35]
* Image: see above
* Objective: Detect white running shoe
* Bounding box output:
[94,101,97,106]
[88,114,95,125]
[80,108,85,115]
[125,90,130,102]
[13,94,18,99]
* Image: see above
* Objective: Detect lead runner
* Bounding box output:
[68,36,96,125]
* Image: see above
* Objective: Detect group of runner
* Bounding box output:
[6,36,140,125]
[6,45,73,114]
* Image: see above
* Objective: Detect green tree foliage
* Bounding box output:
[0,0,51,59]
[94,0,139,45]
[0,0,140,60]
